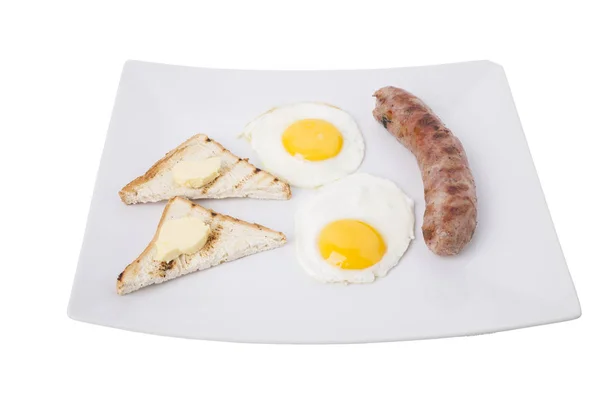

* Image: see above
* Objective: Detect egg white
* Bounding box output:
[295,173,415,283]
[240,102,365,188]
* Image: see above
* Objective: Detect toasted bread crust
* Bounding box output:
[116,197,286,294]
[119,134,291,203]
[118,136,198,202]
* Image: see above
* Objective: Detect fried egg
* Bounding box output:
[295,173,415,283]
[240,102,365,187]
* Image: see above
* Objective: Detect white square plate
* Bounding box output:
[68,60,580,343]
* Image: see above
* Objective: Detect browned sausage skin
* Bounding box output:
[372,86,477,256]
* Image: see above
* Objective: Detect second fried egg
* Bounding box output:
[295,173,415,283]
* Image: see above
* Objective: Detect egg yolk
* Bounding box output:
[318,219,386,270]
[281,119,343,161]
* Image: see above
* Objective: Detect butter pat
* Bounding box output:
[172,157,221,188]
[154,217,211,262]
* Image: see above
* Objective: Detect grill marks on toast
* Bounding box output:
[200,157,244,194]
[199,222,223,255]
[116,197,287,294]
[156,260,177,278]
[119,134,291,203]
[234,167,261,190]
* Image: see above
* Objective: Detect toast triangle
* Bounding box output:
[116,197,286,295]
[119,134,291,204]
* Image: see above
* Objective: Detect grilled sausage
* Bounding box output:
[373,86,477,256]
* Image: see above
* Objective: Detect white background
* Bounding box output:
[1,1,598,399]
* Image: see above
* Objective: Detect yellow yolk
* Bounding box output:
[281,119,343,161]
[318,219,386,270]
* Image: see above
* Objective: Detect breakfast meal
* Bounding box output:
[115,86,478,294]
[295,173,414,283]
[373,86,477,256]
[240,102,365,188]
[116,197,286,294]
[119,134,291,204]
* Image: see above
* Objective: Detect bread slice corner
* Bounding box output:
[116,196,286,295]
[119,134,291,204]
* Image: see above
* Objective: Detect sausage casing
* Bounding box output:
[373,86,477,256]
